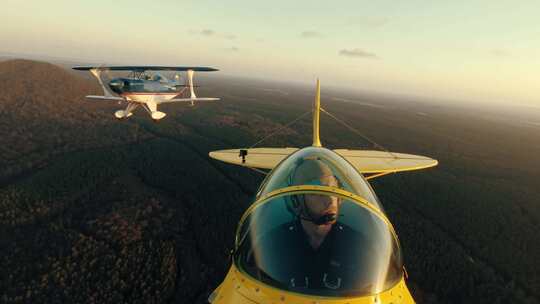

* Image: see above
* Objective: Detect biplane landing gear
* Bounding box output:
[115,102,138,120]
[114,110,133,120]
[151,111,166,121]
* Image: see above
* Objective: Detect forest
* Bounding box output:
[0,59,538,303]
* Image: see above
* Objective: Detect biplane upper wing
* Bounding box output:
[333,149,438,174]
[73,66,219,72]
[209,148,299,169]
[73,66,219,101]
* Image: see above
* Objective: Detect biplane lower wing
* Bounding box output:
[165,97,220,103]
[209,148,437,175]
[208,148,299,169]
[85,95,125,102]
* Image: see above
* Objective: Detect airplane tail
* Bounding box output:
[312,79,322,147]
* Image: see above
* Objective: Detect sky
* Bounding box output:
[1,0,539,105]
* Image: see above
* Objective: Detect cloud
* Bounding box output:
[300,31,323,38]
[339,48,378,58]
[191,29,237,40]
[200,29,214,36]
[491,49,510,57]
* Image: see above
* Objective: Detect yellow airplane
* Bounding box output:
[208,80,437,304]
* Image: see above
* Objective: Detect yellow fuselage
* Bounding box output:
[211,264,415,304]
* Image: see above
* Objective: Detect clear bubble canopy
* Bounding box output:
[255,147,381,208]
[235,147,404,297]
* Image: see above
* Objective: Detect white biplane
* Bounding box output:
[73,66,219,121]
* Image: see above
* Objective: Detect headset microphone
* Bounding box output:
[313,213,337,225]
[301,213,338,225]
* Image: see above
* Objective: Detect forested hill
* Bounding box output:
[0,59,539,303]
[0,59,149,181]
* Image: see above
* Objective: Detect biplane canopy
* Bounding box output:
[253,147,381,206]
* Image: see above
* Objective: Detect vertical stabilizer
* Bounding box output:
[312,79,322,147]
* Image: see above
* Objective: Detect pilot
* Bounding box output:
[289,158,341,250]
[254,158,358,292]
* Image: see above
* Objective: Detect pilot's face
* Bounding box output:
[304,175,340,222]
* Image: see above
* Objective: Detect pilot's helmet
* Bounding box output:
[289,158,338,187]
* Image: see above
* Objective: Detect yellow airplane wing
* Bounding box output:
[209,80,437,176]
[209,147,437,174]
[334,149,438,174]
[209,148,299,169]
